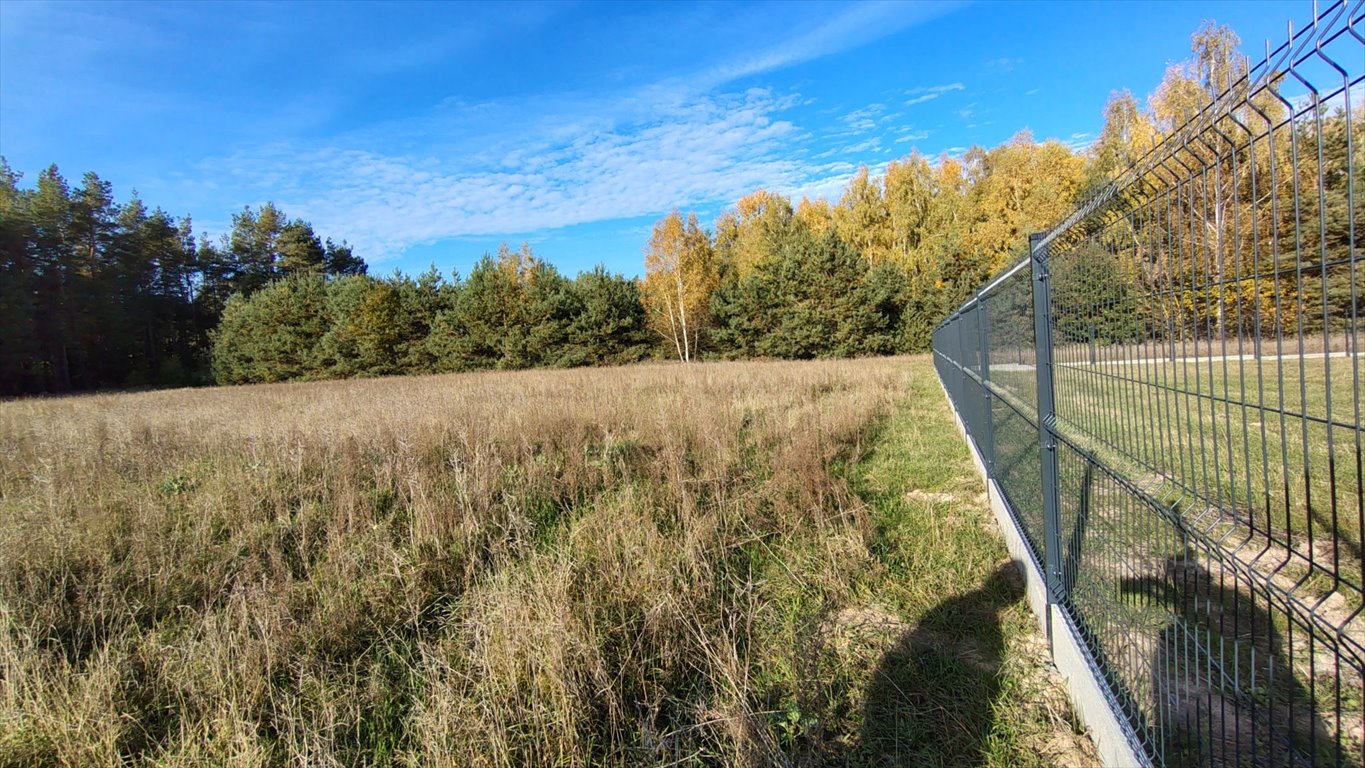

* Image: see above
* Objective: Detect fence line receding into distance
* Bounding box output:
[933,2,1363,765]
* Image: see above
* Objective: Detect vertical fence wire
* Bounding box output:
[933,2,1364,765]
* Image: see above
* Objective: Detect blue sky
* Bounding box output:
[0,0,1306,279]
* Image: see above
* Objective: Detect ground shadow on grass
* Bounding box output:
[1118,548,1340,768]
[857,560,1025,767]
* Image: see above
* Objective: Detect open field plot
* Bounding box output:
[1051,354,1362,602]
[0,357,1094,767]
[989,352,1362,603]
[979,349,1363,766]
[1054,442,1365,768]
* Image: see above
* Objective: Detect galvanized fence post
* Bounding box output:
[1029,232,1064,635]
[977,295,995,478]
[954,311,965,419]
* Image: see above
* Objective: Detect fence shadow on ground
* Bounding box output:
[857,560,1025,766]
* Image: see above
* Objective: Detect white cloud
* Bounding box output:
[699,1,961,87]
[838,103,886,133]
[1063,132,1095,152]
[907,82,965,95]
[205,89,809,259]
[904,82,964,106]
[895,131,930,143]
[985,57,1022,72]
[839,138,883,154]
[187,2,970,261]
[786,174,851,204]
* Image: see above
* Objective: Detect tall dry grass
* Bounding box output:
[0,357,1090,766]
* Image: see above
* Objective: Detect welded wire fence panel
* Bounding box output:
[934,3,1363,765]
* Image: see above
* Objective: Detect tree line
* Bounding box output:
[4,21,1350,393]
[0,169,364,395]
[639,135,1086,362]
[0,126,1092,392]
[641,21,1360,361]
[211,245,653,383]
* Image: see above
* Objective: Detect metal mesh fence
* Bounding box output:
[933,3,1363,765]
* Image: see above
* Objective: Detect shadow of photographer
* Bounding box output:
[857,560,1025,766]
[1118,548,1337,767]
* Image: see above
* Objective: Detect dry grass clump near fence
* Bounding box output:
[0,357,1095,767]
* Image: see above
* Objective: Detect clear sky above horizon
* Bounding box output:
[0,0,1309,279]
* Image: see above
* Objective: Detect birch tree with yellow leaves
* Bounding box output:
[713,189,796,279]
[833,166,892,267]
[641,211,718,362]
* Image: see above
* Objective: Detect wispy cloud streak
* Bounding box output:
[699,1,962,87]
[904,82,965,105]
[208,90,808,258]
[192,1,966,260]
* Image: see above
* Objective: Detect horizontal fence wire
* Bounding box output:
[933,2,1363,765]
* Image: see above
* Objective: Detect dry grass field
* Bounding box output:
[0,356,1095,767]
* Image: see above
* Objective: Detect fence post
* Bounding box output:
[955,312,967,422]
[1030,233,1064,640]
[977,295,994,478]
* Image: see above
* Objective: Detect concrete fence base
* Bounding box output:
[936,373,1148,768]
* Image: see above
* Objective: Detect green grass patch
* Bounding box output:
[836,360,1096,768]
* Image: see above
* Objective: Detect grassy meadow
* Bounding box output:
[0,356,1095,767]
[990,351,1362,599]
[1052,354,1363,611]
[983,348,1364,764]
